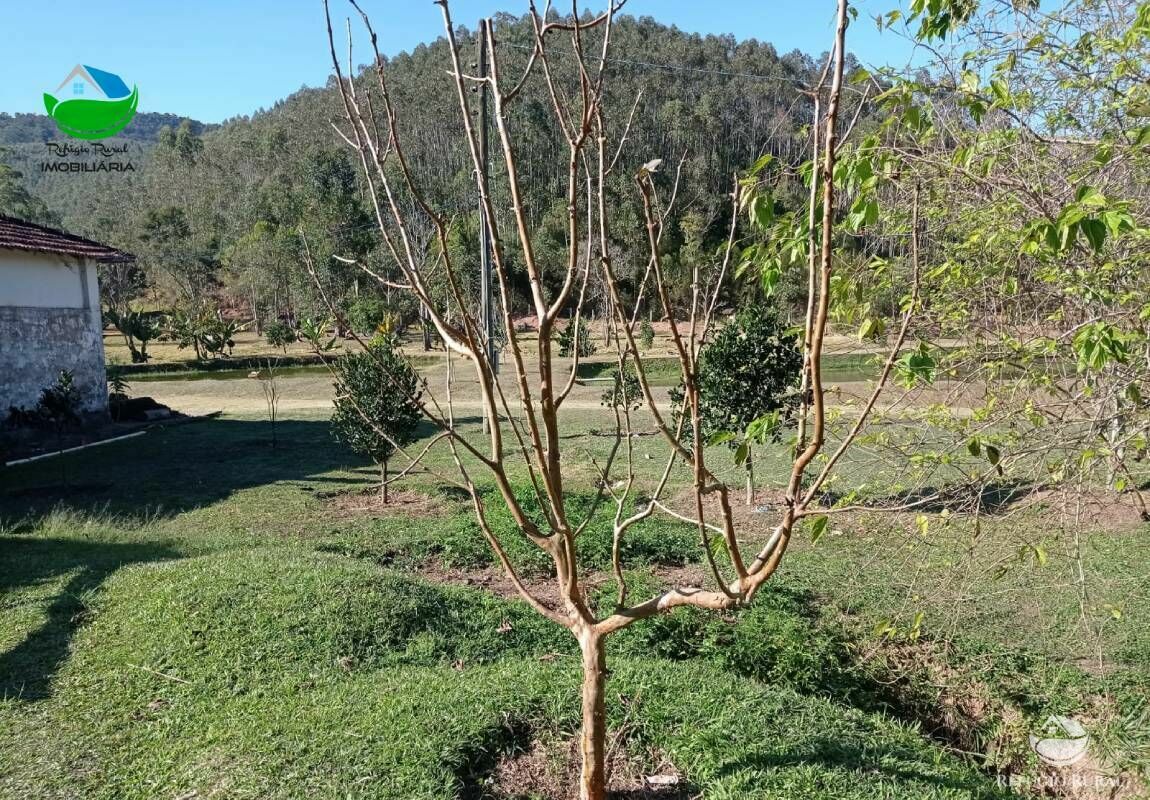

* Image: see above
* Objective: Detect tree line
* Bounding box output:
[1,13,864,346]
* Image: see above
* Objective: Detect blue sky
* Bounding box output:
[0,1,918,124]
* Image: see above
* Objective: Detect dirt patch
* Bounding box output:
[1015,487,1149,531]
[324,487,450,518]
[421,564,564,614]
[419,562,714,619]
[486,735,690,800]
[664,485,789,541]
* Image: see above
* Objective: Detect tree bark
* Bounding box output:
[380,459,389,504]
[578,629,608,800]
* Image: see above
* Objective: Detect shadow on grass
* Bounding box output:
[0,416,441,529]
[0,536,180,702]
[819,478,1035,516]
[714,738,1012,798]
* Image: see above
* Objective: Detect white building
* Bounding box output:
[0,215,133,415]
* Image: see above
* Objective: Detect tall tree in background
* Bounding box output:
[137,206,219,304]
[0,150,59,226]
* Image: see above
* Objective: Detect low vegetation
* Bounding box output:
[1,414,1147,798]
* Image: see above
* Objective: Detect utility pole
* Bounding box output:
[477,19,498,429]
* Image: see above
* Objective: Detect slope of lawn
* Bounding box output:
[1,411,1147,798]
[0,544,1007,800]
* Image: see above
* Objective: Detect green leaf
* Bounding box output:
[1080,218,1106,252]
[894,342,937,388]
[810,515,829,544]
[761,266,781,296]
[750,193,774,229]
[734,442,749,466]
[1075,185,1107,208]
[747,153,774,176]
[707,430,736,446]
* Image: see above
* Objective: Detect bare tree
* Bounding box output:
[313,2,913,797]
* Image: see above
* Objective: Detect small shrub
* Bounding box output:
[264,320,297,352]
[346,296,389,335]
[695,304,803,440]
[639,318,655,350]
[556,316,596,358]
[105,309,162,363]
[36,370,83,429]
[346,295,419,336]
[331,335,423,502]
[600,363,643,411]
[166,305,243,360]
[108,373,131,413]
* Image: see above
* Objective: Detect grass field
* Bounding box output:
[2,386,1148,797]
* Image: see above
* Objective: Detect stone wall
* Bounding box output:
[0,305,108,414]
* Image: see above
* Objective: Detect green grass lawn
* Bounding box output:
[1,411,1147,798]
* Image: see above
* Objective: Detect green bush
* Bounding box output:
[346,295,420,336]
[346,295,389,335]
[639,318,655,350]
[105,309,162,363]
[264,319,297,351]
[696,304,802,441]
[166,305,243,360]
[599,363,643,411]
[556,317,596,358]
[6,370,84,431]
[331,335,423,500]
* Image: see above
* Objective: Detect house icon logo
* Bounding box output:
[1028,715,1090,767]
[43,65,139,140]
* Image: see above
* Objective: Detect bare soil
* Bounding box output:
[324,486,451,519]
[486,735,691,800]
[1015,486,1149,530]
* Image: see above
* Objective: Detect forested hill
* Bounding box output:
[0,112,213,145]
[1,13,857,320]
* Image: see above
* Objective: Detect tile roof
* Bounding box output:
[0,215,135,263]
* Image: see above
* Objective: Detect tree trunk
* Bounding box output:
[380,460,389,504]
[251,286,262,335]
[578,630,608,800]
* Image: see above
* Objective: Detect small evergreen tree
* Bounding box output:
[693,305,802,505]
[264,320,297,352]
[639,318,655,351]
[556,316,596,358]
[330,336,423,502]
[600,363,643,412]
